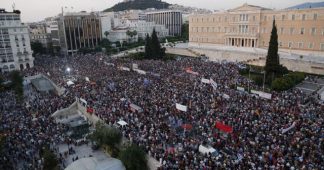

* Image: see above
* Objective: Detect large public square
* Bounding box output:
[1,53,323,169]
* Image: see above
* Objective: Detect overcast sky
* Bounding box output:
[0,0,322,22]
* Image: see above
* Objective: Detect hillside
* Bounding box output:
[104,0,170,12]
[286,1,324,9]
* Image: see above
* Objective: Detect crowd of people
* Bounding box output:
[1,53,323,169]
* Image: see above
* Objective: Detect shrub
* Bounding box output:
[271,72,305,91]
[253,75,264,86]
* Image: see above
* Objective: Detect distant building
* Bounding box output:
[28,23,51,48]
[126,20,169,39]
[58,12,102,55]
[0,9,34,72]
[146,10,182,36]
[108,27,133,43]
[45,17,61,51]
[189,3,324,51]
[100,12,168,43]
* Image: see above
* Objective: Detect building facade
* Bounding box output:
[29,23,51,48]
[146,10,182,36]
[100,12,169,43]
[0,9,34,72]
[126,20,169,39]
[58,12,102,55]
[45,17,61,50]
[189,3,324,51]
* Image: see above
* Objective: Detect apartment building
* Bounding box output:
[0,9,34,72]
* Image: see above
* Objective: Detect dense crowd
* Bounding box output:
[1,53,323,169]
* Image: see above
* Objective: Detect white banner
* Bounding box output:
[176,103,188,112]
[79,98,87,107]
[134,69,146,75]
[251,90,259,95]
[186,70,199,75]
[223,94,230,99]
[281,122,296,134]
[258,91,272,99]
[130,103,143,113]
[210,79,217,90]
[250,90,272,99]
[201,78,210,84]
[237,86,245,92]
[104,62,115,66]
[132,63,138,69]
[120,66,130,71]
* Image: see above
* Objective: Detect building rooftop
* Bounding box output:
[0,9,21,15]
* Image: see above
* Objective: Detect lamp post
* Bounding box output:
[262,71,266,91]
[248,65,251,92]
[66,67,71,76]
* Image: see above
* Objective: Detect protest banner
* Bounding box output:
[176,103,188,112]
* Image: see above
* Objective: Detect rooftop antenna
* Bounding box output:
[12,3,16,11]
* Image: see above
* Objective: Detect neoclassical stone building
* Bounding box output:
[189,3,324,51]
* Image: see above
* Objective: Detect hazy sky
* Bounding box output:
[0,0,322,22]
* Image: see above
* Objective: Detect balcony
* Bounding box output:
[8,59,14,62]
[18,58,23,62]
[1,60,7,63]
[25,58,29,61]
[24,51,29,55]
[17,52,23,56]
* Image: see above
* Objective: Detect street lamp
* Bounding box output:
[262,71,266,91]
[66,67,71,76]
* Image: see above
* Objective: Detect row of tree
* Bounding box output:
[31,41,61,56]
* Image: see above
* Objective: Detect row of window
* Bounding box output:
[276,27,324,36]
[0,15,20,21]
[191,26,324,36]
[277,42,324,50]
[31,35,48,39]
[12,28,25,33]
[0,28,9,34]
[192,13,319,23]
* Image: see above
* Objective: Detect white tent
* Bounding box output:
[65,157,125,170]
[117,120,128,127]
[85,77,90,82]
[67,80,74,86]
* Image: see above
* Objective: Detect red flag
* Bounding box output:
[87,107,94,114]
[215,121,233,133]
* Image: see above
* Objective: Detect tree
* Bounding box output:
[41,147,58,170]
[10,71,23,102]
[265,19,287,82]
[91,122,122,148]
[181,22,189,41]
[150,28,165,59]
[118,144,148,170]
[31,41,45,55]
[144,34,152,59]
[0,135,5,153]
[126,30,138,43]
[0,75,4,92]
[104,31,110,38]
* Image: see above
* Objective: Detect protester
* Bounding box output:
[1,53,323,169]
